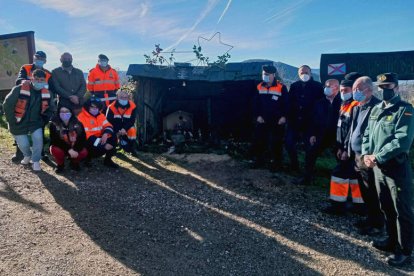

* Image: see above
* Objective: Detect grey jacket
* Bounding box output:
[347,96,381,156]
[51,66,86,109]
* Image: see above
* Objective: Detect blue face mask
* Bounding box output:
[340,92,352,101]
[353,90,366,102]
[262,75,270,83]
[89,108,99,116]
[34,60,45,68]
[32,82,46,90]
[118,99,128,106]
[324,87,333,96]
[59,112,72,121]
[98,60,108,67]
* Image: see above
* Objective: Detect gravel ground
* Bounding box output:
[1,150,413,275]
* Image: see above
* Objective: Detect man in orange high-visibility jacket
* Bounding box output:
[87,54,120,109]
[324,72,363,216]
[77,96,118,168]
[106,90,138,157]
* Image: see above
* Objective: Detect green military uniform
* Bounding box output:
[362,84,414,256]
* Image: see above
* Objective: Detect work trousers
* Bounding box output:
[373,157,414,255]
[252,122,285,165]
[354,153,384,228]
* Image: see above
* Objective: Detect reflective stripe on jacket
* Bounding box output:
[15,80,50,123]
[337,100,359,149]
[254,81,288,122]
[87,64,120,93]
[106,100,137,134]
[77,107,113,139]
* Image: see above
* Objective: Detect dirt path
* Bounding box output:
[0,150,412,275]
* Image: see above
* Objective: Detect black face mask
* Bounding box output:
[378,88,395,101]
[62,61,72,68]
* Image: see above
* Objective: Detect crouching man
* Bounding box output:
[106,90,139,157]
[78,96,118,168]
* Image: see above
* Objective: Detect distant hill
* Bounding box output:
[242,59,320,86]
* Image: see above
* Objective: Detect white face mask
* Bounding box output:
[99,60,108,67]
[262,75,270,83]
[299,74,310,82]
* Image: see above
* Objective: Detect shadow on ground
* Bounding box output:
[35,153,412,275]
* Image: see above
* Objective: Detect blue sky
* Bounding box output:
[1,0,413,72]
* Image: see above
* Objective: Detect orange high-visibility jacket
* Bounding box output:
[106,100,137,139]
[16,64,52,86]
[87,64,120,93]
[77,108,114,139]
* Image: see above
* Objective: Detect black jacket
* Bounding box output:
[49,116,87,152]
[287,78,324,132]
[106,100,137,133]
[310,94,341,144]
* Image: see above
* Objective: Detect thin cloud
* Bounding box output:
[264,0,310,23]
[164,0,221,51]
[217,0,232,24]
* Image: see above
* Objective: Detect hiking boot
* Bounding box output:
[354,219,370,229]
[322,205,347,216]
[54,165,64,173]
[372,238,395,253]
[358,226,383,236]
[84,157,92,168]
[130,148,139,158]
[295,176,312,186]
[387,253,412,267]
[21,156,31,165]
[12,145,23,163]
[104,158,119,169]
[32,162,41,171]
[70,162,81,171]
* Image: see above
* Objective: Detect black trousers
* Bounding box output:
[373,157,414,255]
[354,153,384,228]
[251,122,285,165]
[86,135,117,159]
[304,136,334,178]
[285,127,310,168]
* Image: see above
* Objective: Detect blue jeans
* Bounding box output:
[13,128,43,162]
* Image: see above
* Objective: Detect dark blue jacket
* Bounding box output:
[253,80,288,124]
[310,94,341,144]
[287,78,324,132]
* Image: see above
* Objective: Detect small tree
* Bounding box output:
[144,44,175,65]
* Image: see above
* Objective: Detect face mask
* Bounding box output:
[262,75,270,83]
[98,60,108,67]
[32,82,46,90]
[59,112,72,121]
[378,88,395,101]
[324,87,333,96]
[89,108,99,116]
[62,60,72,68]
[299,74,310,82]
[340,92,352,101]
[118,99,128,106]
[34,60,45,68]
[353,90,366,102]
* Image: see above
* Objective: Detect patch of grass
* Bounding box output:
[0,115,14,151]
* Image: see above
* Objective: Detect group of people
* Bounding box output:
[2,51,414,267]
[3,51,138,173]
[253,64,414,267]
